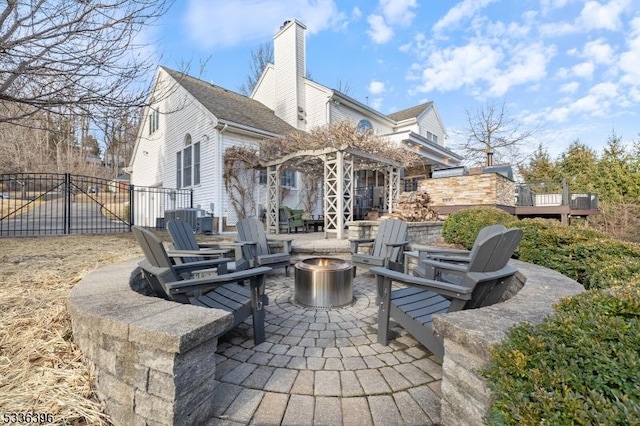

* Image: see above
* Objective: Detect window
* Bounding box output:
[259,168,267,185]
[426,131,438,144]
[282,170,296,188]
[176,151,182,188]
[193,142,200,186]
[149,108,159,134]
[176,134,200,188]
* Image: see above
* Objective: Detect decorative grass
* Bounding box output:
[0,234,142,424]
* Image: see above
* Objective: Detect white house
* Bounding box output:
[129,19,461,232]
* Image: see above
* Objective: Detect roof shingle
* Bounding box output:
[387,101,433,122]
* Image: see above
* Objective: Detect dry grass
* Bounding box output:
[0,234,143,425]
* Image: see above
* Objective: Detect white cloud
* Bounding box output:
[183,0,345,48]
[371,97,384,110]
[352,7,362,21]
[581,39,615,65]
[380,0,418,26]
[540,0,571,14]
[560,81,580,93]
[619,17,640,86]
[415,41,501,93]
[367,14,394,44]
[433,0,497,34]
[368,80,385,94]
[487,42,553,96]
[578,0,630,31]
[572,62,595,79]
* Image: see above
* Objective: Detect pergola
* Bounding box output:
[261,146,402,239]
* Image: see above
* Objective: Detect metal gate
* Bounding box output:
[0,173,192,236]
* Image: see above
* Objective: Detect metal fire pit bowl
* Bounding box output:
[294,257,354,308]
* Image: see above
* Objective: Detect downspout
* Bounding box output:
[218,123,228,234]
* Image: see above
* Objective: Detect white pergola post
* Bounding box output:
[266,165,280,234]
[387,166,400,214]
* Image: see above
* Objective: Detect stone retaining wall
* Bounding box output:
[67,258,233,426]
[432,259,585,425]
[347,220,443,244]
[421,173,516,207]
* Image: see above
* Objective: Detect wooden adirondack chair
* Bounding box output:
[236,218,292,276]
[371,228,522,361]
[413,224,507,277]
[166,218,247,272]
[350,218,409,275]
[132,226,271,345]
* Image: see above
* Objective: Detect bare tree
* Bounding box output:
[0,0,171,125]
[457,101,535,166]
[238,42,274,96]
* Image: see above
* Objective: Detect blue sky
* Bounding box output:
[150,0,640,161]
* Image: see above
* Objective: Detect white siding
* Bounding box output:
[329,103,393,134]
[252,65,275,110]
[417,108,446,146]
[304,81,331,128]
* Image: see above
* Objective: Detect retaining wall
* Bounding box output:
[347,220,443,244]
[432,259,585,425]
[67,258,233,426]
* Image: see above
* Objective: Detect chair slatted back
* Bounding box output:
[166,219,201,263]
[236,218,270,257]
[132,226,181,297]
[371,219,408,263]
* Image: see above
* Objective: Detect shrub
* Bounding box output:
[442,207,516,248]
[485,282,640,425]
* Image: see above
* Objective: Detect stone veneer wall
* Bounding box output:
[432,260,585,425]
[347,220,443,244]
[67,258,233,426]
[420,173,516,207]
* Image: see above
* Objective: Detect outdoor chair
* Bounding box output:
[371,227,522,361]
[166,218,247,272]
[236,217,293,276]
[350,218,409,275]
[413,224,507,276]
[133,226,271,345]
[279,206,305,233]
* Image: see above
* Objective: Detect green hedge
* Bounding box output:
[441,208,640,424]
[485,282,640,425]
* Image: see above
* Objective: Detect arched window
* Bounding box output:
[176,133,200,188]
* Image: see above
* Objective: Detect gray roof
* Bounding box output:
[162,67,296,135]
[387,101,433,122]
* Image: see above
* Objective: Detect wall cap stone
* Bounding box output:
[432,259,585,361]
[68,258,233,353]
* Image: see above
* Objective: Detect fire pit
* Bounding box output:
[294,257,354,308]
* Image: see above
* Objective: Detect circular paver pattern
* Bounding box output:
[210,271,443,425]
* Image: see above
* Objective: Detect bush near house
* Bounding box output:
[442,207,640,425]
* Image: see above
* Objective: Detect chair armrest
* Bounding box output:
[426,254,471,264]
[384,241,409,248]
[370,267,473,301]
[147,265,272,295]
[267,239,292,254]
[167,248,229,257]
[350,238,375,253]
[418,258,468,273]
[418,247,470,257]
[167,257,232,275]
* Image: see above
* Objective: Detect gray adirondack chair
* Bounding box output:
[413,224,507,277]
[371,227,522,361]
[350,218,409,275]
[133,226,271,345]
[166,218,247,272]
[236,218,292,276]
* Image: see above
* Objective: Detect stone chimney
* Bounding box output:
[273,20,307,130]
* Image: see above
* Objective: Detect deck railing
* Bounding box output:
[516,180,598,210]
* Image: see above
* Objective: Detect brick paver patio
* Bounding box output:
[208,265,443,425]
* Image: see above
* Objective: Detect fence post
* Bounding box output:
[129,184,135,229]
[562,179,569,206]
[190,189,194,208]
[64,173,71,234]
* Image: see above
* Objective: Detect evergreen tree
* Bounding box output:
[556,140,599,193]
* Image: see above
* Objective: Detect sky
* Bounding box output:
[149,0,640,161]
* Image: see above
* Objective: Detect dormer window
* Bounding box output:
[426,131,438,144]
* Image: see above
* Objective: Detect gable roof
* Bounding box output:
[387,101,433,122]
[161,67,296,135]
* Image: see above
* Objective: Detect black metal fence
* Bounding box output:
[516,180,599,210]
[0,173,192,236]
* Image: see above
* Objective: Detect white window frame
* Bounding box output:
[176,134,200,188]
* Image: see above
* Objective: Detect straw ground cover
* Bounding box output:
[0,234,142,424]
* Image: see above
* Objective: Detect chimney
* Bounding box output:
[273,20,307,130]
[486,151,494,166]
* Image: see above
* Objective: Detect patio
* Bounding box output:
[210,268,442,425]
